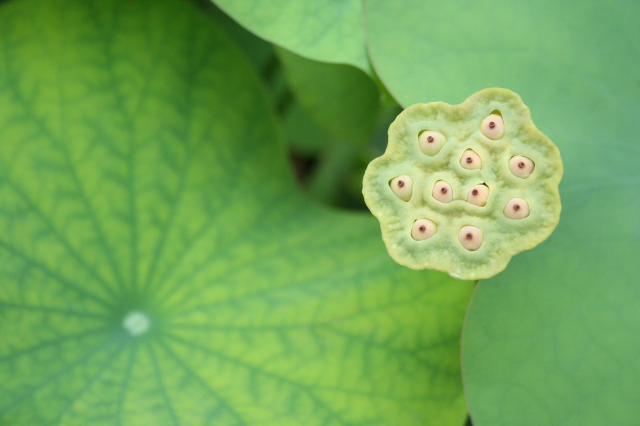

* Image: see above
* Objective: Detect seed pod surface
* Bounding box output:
[362,88,563,280]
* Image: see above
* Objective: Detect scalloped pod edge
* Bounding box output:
[363,88,563,280]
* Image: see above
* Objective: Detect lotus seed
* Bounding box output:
[459,225,483,251]
[509,155,535,178]
[390,175,413,201]
[460,149,482,170]
[433,180,453,203]
[362,88,563,280]
[467,184,489,206]
[418,130,446,155]
[481,113,505,140]
[504,198,530,219]
[411,219,437,241]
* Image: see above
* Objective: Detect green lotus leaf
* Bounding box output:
[212,0,369,72]
[365,0,640,423]
[0,0,473,424]
[282,101,331,156]
[277,47,380,145]
[207,4,273,71]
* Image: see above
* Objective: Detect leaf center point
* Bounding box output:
[123,311,151,336]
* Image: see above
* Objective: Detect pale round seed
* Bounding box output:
[460,149,482,170]
[481,114,505,140]
[411,219,437,241]
[504,198,530,219]
[432,180,453,203]
[467,184,489,206]
[509,155,535,178]
[459,225,483,251]
[389,175,413,202]
[418,130,446,156]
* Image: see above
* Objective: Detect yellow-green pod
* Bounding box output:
[362,88,563,280]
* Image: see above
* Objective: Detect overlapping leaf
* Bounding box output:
[212,0,369,72]
[0,0,473,424]
[277,47,380,145]
[365,0,640,423]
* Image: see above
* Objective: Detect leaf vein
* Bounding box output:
[165,333,348,425]
[0,333,123,413]
[147,342,180,426]
[156,338,247,425]
[49,341,127,425]
[0,23,127,295]
[115,343,137,426]
[0,239,114,310]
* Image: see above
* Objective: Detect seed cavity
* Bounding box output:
[481,113,505,140]
[467,183,489,206]
[460,149,482,170]
[418,130,446,156]
[459,225,483,251]
[432,180,453,203]
[389,175,413,201]
[509,155,535,178]
[504,198,530,219]
[411,219,437,241]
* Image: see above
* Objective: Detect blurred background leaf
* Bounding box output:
[365,0,640,424]
[276,47,380,146]
[276,47,390,207]
[211,0,370,72]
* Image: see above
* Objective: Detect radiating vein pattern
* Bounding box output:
[0,0,473,424]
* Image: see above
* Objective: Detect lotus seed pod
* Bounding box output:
[389,175,413,201]
[510,155,535,178]
[467,184,489,207]
[460,149,482,170]
[418,130,446,155]
[362,88,563,280]
[459,226,483,251]
[481,113,505,139]
[504,198,530,219]
[433,180,453,203]
[411,219,437,241]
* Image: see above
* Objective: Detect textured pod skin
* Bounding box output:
[362,88,563,280]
